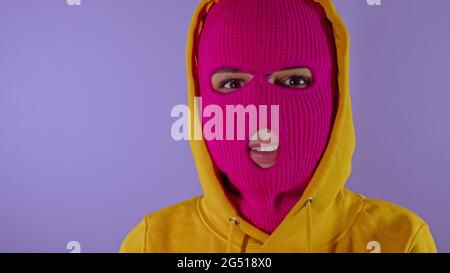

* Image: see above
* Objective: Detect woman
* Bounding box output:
[120,0,437,253]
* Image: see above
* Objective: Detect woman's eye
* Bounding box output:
[278,75,311,89]
[220,79,245,90]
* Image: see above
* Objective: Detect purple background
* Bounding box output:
[0,0,449,252]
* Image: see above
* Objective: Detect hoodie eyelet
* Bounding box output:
[228,216,240,225]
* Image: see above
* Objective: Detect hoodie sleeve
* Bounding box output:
[408,224,438,253]
[119,217,149,253]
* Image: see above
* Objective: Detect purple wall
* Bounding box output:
[0,0,449,252]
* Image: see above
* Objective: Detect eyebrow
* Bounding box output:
[276,66,309,72]
[213,67,309,74]
[214,68,243,73]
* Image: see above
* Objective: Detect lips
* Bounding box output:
[248,128,279,168]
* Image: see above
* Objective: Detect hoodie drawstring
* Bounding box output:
[305,197,314,253]
[226,198,314,253]
[227,216,240,253]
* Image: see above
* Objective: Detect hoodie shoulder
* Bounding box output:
[119,196,204,253]
[363,198,426,224]
[119,215,148,253]
[353,196,437,252]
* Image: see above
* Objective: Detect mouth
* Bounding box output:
[248,128,279,169]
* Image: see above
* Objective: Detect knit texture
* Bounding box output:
[198,0,338,234]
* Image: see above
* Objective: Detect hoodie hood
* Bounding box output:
[187,0,359,251]
[120,0,437,254]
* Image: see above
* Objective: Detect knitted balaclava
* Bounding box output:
[198,0,338,234]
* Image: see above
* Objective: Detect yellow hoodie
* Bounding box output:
[120,0,437,253]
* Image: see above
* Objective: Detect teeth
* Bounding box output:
[252,145,279,152]
[249,128,280,152]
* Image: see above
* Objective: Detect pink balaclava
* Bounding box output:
[198,0,338,234]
